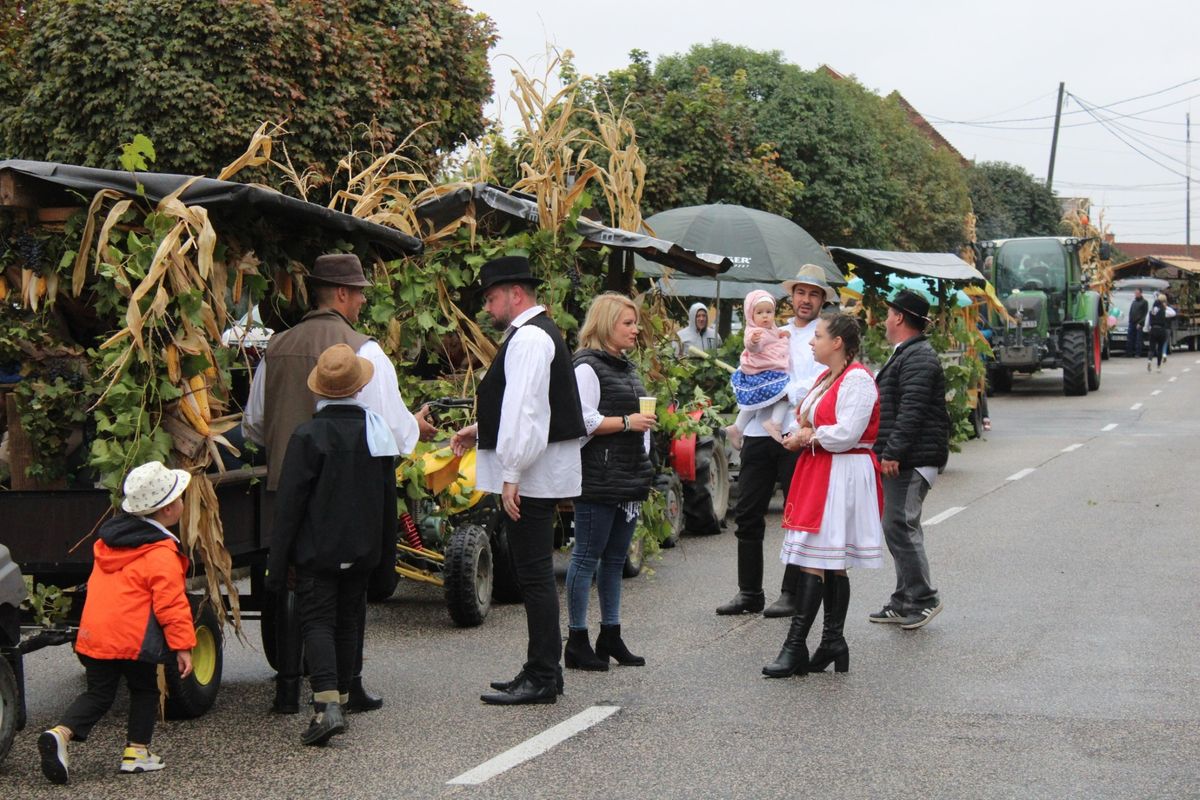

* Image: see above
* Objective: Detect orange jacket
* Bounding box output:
[75,515,197,662]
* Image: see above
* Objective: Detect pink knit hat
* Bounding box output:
[743,289,776,325]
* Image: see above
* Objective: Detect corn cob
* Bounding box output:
[188,374,212,422]
[179,387,211,436]
[164,344,181,383]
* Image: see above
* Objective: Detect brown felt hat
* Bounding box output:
[309,253,372,288]
[307,343,374,398]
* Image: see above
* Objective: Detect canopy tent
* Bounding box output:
[633,204,841,299]
[413,184,731,278]
[0,159,424,257]
[1111,255,1200,279]
[828,247,984,283]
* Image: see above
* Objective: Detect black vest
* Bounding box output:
[1148,303,1168,331]
[574,349,654,503]
[477,311,586,450]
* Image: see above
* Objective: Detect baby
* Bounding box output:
[726,290,791,448]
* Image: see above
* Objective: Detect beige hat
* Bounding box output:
[781,263,838,304]
[121,461,192,515]
[307,343,374,398]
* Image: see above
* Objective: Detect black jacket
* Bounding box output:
[1128,296,1149,326]
[266,404,397,589]
[574,349,654,503]
[873,335,951,469]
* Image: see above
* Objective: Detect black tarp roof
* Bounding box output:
[0,159,423,257]
[414,183,732,278]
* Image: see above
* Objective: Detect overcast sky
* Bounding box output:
[465,0,1198,247]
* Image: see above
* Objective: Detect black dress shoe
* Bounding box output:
[480,676,557,705]
[301,702,346,746]
[490,671,564,695]
[345,677,383,712]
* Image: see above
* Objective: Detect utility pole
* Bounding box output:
[1187,112,1192,257]
[1047,82,1066,192]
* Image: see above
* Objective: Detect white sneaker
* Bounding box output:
[120,746,165,774]
[38,729,70,785]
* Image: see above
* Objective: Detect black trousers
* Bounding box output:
[733,436,800,543]
[505,496,562,687]
[59,654,159,744]
[295,569,368,697]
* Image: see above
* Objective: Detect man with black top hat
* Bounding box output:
[244,252,435,714]
[451,255,585,705]
[869,290,949,630]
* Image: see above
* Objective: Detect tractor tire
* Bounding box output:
[1062,328,1089,396]
[623,535,645,579]
[165,597,223,719]
[0,656,18,766]
[680,439,724,536]
[1087,328,1102,392]
[707,441,731,523]
[259,589,278,672]
[444,523,493,627]
[489,514,523,604]
[658,472,685,549]
[987,365,1013,394]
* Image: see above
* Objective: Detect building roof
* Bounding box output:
[1114,242,1198,259]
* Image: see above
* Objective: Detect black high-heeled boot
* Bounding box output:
[762,572,824,678]
[564,628,609,671]
[809,573,850,673]
[595,624,645,666]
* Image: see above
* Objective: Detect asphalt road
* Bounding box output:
[7,354,1200,799]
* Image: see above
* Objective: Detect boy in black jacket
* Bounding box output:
[266,344,399,745]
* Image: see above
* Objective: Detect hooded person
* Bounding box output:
[676,302,722,357]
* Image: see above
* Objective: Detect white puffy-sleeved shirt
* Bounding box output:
[243,339,420,456]
[743,316,823,438]
[574,362,651,453]
[474,306,582,499]
[801,367,879,452]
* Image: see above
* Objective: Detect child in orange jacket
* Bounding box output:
[38,461,197,785]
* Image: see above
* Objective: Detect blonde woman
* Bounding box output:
[566,293,657,670]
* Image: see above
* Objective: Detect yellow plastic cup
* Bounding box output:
[639,396,657,415]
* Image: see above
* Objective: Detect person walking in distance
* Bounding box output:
[869,291,950,630]
[716,264,831,618]
[565,293,657,672]
[763,313,883,678]
[1127,288,1147,358]
[1143,292,1175,373]
[451,256,585,705]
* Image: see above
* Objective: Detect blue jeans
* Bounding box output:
[566,501,638,629]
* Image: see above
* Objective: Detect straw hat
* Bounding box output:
[307,343,374,398]
[121,461,192,515]
[781,263,838,304]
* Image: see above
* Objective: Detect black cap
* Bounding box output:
[886,289,932,325]
[477,255,543,293]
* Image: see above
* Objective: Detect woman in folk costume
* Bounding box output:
[763,312,884,679]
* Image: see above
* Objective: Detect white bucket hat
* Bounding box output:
[121,461,192,515]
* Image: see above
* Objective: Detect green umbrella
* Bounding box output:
[635,204,842,297]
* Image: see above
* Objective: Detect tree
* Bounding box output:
[0,1,496,189]
[969,161,1064,240]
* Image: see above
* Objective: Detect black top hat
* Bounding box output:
[309,253,372,288]
[886,290,932,325]
[478,255,543,293]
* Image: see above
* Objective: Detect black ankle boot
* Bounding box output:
[345,676,384,712]
[595,624,645,666]
[716,540,765,615]
[810,574,851,673]
[564,628,609,671]
[763,564,802,618]
[272,676,301,714]
[762,572,825,678]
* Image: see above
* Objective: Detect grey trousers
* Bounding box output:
[881,468,938,614]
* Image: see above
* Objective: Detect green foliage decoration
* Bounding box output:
[22,576,73,628]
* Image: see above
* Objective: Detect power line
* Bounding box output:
[1073,96,1191,169]
[1072,101,1190,179]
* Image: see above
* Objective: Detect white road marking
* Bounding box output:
[1185,368,1193,373]
[1007,468,1036,481]
[1169,376,1178,383]
[1061,443,1084,452]
[1101,423,1118,432]
[1152,390,1162,396]
[1130,403,1143,410]
[926,506,965,525]
[447,706,621,785]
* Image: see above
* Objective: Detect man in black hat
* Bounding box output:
[451,255,585,705]
[244,252,435,713]
[869,290,949,630]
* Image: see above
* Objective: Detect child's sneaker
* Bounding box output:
[38,728,70,785]
[120,745,165,774]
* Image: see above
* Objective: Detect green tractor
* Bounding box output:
[977,237,1104,396]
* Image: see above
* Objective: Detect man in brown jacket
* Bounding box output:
[243,253,434,713]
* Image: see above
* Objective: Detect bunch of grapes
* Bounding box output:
[566,262,583,292]
[13,231,46,269]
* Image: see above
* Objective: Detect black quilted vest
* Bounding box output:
[477,311,585,450]
[574,349,654,503]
